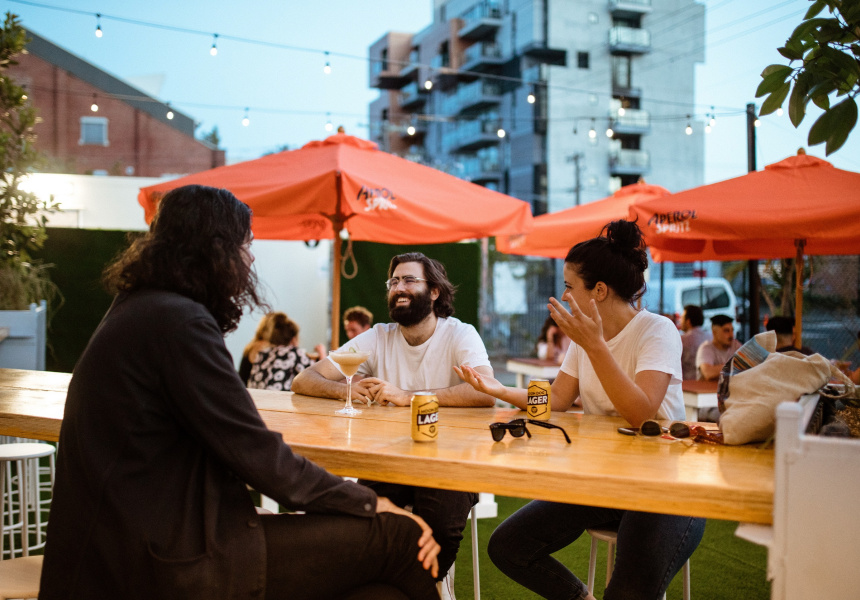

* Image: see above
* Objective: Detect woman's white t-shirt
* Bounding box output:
[559,310,685,420]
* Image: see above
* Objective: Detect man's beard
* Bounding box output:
[389,288,434,327]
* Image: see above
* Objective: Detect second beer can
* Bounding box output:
[527,379,551,420]
[411,392,439,442]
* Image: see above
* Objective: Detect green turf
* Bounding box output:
[453,496,770,599]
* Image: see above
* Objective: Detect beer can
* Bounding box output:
[411,392,439,442]
[526,379,551,420]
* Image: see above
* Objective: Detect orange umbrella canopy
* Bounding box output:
[632,154,860,262]
[496,181,670,259]
[139,133,533,244]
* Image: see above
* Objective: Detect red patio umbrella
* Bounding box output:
[496,181,670,258]
[139,133,533,347]
[631,152,860,344]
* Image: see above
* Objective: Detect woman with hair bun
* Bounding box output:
[247,313,313,391]
[457,220,704,600]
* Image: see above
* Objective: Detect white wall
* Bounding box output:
[30,173,332,367]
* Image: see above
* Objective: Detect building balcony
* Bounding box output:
[609,148,650,175]
[458,2,503,40]
[612,85,642,99]
[442,80,502,115]
[609,108,651,134]
[459,154,501,183]
[443,119,502,153]
[431,54,460,90]
[609,0,652,18]
[460,42,505,73]
[399,82,428,109]
[520,42,567,66]
[609,26,651,54]
[370,61,411,90]
[399,49,421,79]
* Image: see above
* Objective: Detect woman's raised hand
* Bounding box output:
[548,296,603,350]
[454,365,506,398]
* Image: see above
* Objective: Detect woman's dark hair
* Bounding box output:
[269,313,300,346]
[564,219,648,304]
[103,184,267,333]
[388,252,455,318]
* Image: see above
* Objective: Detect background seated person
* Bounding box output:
[536,315,571,364]
[696,314,741,381]
[247,313,313,391]
[344,305,373,339]
[766,315,813,355]
[238,311,277,385]
[679,304,710,380]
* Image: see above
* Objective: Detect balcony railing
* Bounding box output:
[399,82,428,109]
[609,26,651,53]
[459,154,501,181]
[459,1,503,40]
[442,80,502,114]
[610,108,651,133]
[461,42,504,71]
[442,119,502,153]
[609,148,650,173]
[609,0,652,17]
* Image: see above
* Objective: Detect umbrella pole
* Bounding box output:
[794,239,805,348]
[331,228,342,351]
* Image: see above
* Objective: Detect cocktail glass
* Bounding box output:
[330,350,370,416]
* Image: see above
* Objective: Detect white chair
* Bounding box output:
[586,527,691,600]
[1,443,56,559]
[0,555,43,599]
[437,506,480,600]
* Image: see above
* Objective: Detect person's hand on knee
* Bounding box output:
[377,496,441,578]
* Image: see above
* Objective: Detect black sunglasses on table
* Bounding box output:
[489,418,571,443]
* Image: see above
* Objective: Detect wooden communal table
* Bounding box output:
[0,368,774,524]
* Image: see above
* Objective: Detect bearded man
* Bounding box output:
[292,252,493,592]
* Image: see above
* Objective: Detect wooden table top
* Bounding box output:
[682,380,719,394]
[0,368,774,524]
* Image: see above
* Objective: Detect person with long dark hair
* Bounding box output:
[39,185,440,600]
[457,220,704,600]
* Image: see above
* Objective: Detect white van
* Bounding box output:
[639,277,739,333]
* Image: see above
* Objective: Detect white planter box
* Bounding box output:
[0,300,47,370]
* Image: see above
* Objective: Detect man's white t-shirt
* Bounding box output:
[332,317,491,390]
[559,310,685,420]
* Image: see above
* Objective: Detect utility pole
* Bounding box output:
[567,152,584,206]
[746,103,761,339]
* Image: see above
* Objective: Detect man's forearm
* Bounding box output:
[292,369,347,400]
[698,363,722,381]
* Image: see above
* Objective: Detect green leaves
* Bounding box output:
[759,2,860,155]
[808,97,858,154]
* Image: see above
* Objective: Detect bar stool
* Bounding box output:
[1,443,56,559]
[0,555,43,599]
[586,527,691,600]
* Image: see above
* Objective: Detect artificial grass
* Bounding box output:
[453,496,770,599]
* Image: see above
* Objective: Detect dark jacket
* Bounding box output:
[40,290,376,599]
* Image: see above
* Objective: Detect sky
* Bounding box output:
[2,0,858,186]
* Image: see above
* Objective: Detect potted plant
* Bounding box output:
[0,13,58,370]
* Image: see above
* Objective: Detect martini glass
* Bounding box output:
[330,350,370,416]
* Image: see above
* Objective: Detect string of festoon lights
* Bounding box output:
[8,0,771,138]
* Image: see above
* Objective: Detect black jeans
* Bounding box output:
[359,480,478,581]
[261,511,438,600]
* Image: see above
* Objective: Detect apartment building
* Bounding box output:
[369,0,706,352]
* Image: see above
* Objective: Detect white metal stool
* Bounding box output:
[586,527,691,600]
[1,443,56,559]
[0,555,43,599]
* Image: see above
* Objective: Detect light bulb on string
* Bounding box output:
[588,119,597,139]
[325,113,333,132]
[776,107,784,117]
[497,128,506,138]
[709,106,715,128]
[406,125,416,136]
[423,80,433,90]
[754,118,761,127]
[685,116,692,135]
[323,51,331,75]
[95,13,103,38]
[705,123,712,134]
[166,103,174,120]
[210,34,218,56]
[606,126,614,138]
[90,94,99,112]
[527,90,536,104]
[242,107,250,127]
[618,107,626,116]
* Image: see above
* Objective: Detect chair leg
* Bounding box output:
[683,559,691,600]
[586,536,599,595]
[605,541,615,588]
[470,506,480,600]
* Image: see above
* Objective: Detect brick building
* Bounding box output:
[9,29,224,177]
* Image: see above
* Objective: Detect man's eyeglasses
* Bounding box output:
[385,276,427,290]
[489,418,571,444]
